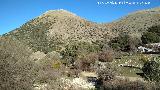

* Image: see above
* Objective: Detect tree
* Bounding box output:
[141,32,160,44]
[142,58,160,82]
[61,41,101,66]
[109,34,141,52]
[141,25,160,44]
[148,25,160,36]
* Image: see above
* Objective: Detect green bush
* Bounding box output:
[52,61,62,69]
[139,54,149,63]
[141,25,160,44]
[141,32,160,44]
[109,34,140,52]
[142,58,160,82]
[60,41,101,65]
[147,25,160,36]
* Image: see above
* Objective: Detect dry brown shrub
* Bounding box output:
[98,51,114,62]
[75,53,98,71]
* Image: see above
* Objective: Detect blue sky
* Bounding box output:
[0,0,160,35]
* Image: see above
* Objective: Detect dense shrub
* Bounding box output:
[35,59,64,84]
[0,38,38,90]
[52,60,62,69]
[98,51,114,62]
[75,49,114,71]
[139,54,149,63]
[75,53,98,71]
[0,37,66,90]
[96,62,118,90]
[141,32,160,44]
[142,58,160,82]
[147,25,160,36]
[97,63,116,82]
[61,41,101,65]
[109,34,141,52]
[141,25,160,44]
[109,34,129,50]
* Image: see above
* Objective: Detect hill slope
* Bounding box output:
[106,7,160,35]
[1,7,160,90]
[3,7,160,53]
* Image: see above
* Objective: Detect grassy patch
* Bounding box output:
[111,54,149,77]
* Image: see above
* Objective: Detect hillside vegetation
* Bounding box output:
[1,7,160,90]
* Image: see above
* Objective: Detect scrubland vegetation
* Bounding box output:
[1,8,160,90]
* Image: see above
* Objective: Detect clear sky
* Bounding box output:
[0,0,160,35]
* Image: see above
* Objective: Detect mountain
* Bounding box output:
[2,7,160,54]
[3,9,109,53]
[107,7,160,35]
[1,7,160,90]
